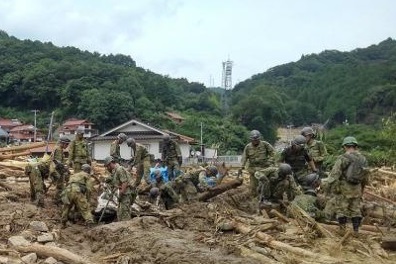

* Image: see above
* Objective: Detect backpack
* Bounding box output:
[343,153,368,184]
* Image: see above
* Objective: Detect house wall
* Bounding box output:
[91,139,191,161]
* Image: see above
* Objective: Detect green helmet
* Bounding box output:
[249,130,261,140]
[163,134,171,141]
[118,133,127,142]
[59,135,70,144]
[206,165,218,176]
[342,136,358,146]
[104,156,114,166]
[300,127,315,137]
[292,135,306,145]
[278,163,292,177]
[302,173,320,188]
[81,164,91,173]
[126,137,136,147]
[76,126,85,134]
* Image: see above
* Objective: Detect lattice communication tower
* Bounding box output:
[222,60,233,90]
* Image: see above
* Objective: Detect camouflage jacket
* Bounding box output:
[292,193,323,219]
[110,140,121,161]
[161,140,181,161]
[280,146,312,175]
[326,150,368,198]
[110,164,133,192]
[134,143,151,164]
[241,141,275,169]
[67,171,93,193]
[68,138,90,163]
[307,140,327,163]
[51,144,66,164]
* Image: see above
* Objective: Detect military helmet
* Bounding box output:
[81,164,91,173]
[292,135,307,145]
[249,130,261,140]
[206,165,218,176]
[303,173,320,187]
[300,127,315,137]
[117,133,127,142]
[126,137,136,147]
[59,135,70,144]
[76,126,85,135]
[342,136,358,146]
[104,156,114,166]
[278,163,292,177]
[163,134,171,141]
[149,187,160,198]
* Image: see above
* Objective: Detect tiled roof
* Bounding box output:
[62,119,93,126]
[10,125,35,132]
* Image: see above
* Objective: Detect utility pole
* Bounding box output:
[31,110,39,142]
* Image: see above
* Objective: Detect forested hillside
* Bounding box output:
[0,30,247,154]
[1,29,396,157]
[231,38,396,128]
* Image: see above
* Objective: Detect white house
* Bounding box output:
[90,119,197,161]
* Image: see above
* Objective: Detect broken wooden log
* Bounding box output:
[0,142,46,153]
[381,236,396,251]
[288,203,334,238]
[0,150,31,161]
[0,181,13,191]
[233,221,340,263]
[377,169,396,177]
[269,209,290,223]
[13,244,95,264]
[198,178,243,202]
[239,246,281,264]
[364,190,396,207]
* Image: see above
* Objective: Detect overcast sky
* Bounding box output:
[1,0,395,87]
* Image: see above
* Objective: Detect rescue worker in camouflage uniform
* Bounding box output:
[279,135,317,185]
[110,133,127,163]
[68,126,91,173]
[126,137,151,185]
[325,136,368,234]
[159,165,220,208]
[255,163,301,208]
[61,164,94,227]
[240,130,275,196]
[301,127,328,177]
[51,135,70,205]
[292,173,326,220]
[161,134,182,181]
[104,156,135,221]
[24,158,51,207]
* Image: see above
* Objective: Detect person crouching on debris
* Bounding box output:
[291,173,326,220]
[325,136,368,235]
[24,157,51,207]
[61,164,94,227]
[104,156,135,221]
[255,163,301,211]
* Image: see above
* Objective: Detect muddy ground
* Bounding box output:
[1,169,396,264]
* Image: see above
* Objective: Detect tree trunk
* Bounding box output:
[197,178,243,202]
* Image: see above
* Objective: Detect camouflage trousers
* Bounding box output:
[28,171,45,207]
[332,194,362,219]
[61,186,93,223]
[117,189,136,221]
[52,171,66,205]
[166,159,181,181]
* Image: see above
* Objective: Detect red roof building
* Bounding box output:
[59,119,96,138]
[0,118,23,132]
[9,125,44,142]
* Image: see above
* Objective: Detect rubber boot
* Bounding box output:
[351,217,362,237]
[337,216,347,236]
